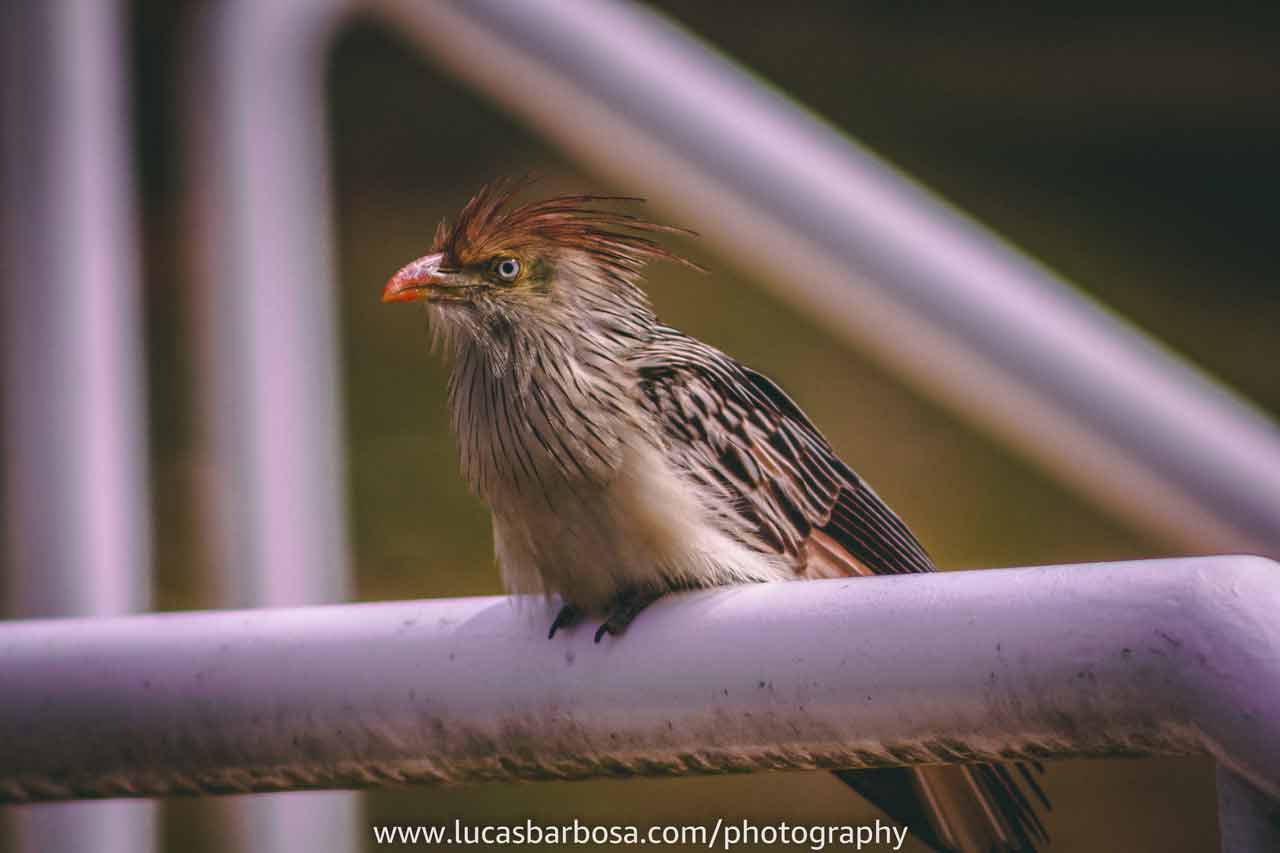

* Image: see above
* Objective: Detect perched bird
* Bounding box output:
[383,179,1049,852]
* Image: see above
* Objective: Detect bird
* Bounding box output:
[382,179,1050,852]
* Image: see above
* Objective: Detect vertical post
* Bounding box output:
[0,1,155,852]
[1217,767,1280,853]
[184,0,357,850]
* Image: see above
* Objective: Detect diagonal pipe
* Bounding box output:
[367,0,1280,557]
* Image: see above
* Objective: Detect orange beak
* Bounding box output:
[382,252,446,303]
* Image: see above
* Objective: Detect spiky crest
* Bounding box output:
[431,177,705,278]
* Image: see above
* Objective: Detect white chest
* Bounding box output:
[489,440,791,611]
[447,343,790,611]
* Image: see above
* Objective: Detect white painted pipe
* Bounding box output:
[1,557,1277,808]
[1,1,155,851]
[183,0,357,849]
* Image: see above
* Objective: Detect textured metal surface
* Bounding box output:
[1,0,155,850]
[370,0,1280,557]
[1,557,1277,804]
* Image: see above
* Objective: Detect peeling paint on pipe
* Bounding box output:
[0,557,1277,804]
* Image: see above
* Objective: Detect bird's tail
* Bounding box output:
[835,763,1049,852]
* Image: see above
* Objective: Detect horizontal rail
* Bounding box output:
[1,556,1277,803]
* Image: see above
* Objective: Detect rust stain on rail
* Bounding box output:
[0,708,1204,803]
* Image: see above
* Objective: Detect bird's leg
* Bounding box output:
[594,586,665,643]
[548,602,584,639]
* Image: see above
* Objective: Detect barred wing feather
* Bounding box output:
[635,328,1049,853]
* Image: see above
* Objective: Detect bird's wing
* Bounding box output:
[635,330,1049,852]
[635,330,933,578]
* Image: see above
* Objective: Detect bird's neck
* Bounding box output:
[446,316,642,504]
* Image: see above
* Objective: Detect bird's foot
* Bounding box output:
[548,603,584,639]
[594,587,664,643]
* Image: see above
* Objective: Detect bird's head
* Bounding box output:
[382,179,701,366]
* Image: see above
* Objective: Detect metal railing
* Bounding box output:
[5,0,1280,851]
[2,557,1279,851]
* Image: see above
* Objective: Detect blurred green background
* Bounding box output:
[123,2,1280,851]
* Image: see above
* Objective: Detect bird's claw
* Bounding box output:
[593,619,619,643]
[592,587,664,643]
[548,603,583,639]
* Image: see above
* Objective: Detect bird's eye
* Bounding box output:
[493,257,521,282]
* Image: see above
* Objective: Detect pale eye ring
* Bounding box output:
[494,257,521,282]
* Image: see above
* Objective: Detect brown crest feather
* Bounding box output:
[432,178,706,277]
